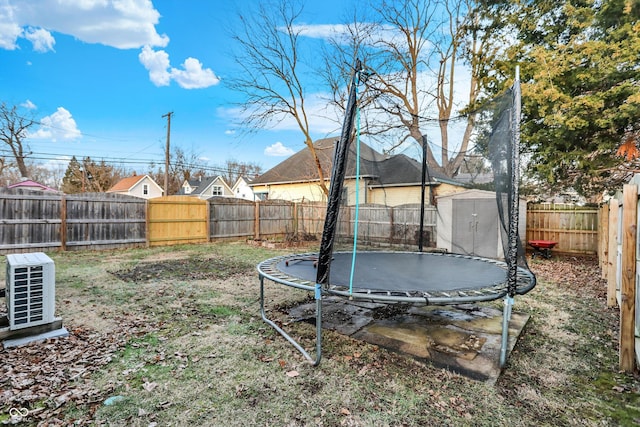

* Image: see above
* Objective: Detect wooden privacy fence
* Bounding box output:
[0,188,146,253]
[599,175,640,372]
[526,203,599,254]
[1,189,600,255]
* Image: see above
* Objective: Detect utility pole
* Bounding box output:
[162,112,173,196]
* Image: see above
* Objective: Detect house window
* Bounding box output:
[143,184,148,195]
[212,185,222,196]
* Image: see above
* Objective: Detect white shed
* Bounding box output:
[436,189,527,259]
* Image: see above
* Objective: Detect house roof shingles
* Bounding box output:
[179,176,229,196]
[108,175,146,192]
[251,137,457,187]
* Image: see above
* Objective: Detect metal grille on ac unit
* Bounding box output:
[5,253,55,330]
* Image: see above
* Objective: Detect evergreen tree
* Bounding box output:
[476,0,640,199]
[61,156,83,193]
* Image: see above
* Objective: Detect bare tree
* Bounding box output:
[0,102,36,178]
[227,0,331,196]
[221,159,263,187]
[148,146,207,195]
[326,0,489,178]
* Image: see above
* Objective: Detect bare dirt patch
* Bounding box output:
[110,256,253,283]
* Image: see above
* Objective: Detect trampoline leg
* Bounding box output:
[259,276,322,366]
[499,296,514,368]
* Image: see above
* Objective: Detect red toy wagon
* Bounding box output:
[528,240,558,259]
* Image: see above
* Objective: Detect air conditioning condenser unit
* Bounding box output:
[5,252,55,330]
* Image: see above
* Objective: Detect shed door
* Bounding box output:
[452,199,499,258]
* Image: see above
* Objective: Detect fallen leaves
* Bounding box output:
[0,318,159,425]
[529,255,607,299]
[142,381,158,392]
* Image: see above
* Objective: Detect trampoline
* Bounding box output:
[257,62,535,368]
[259,251,535,305]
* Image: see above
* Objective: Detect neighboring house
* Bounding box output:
[249,137,467,206]
[178,176,233,200]
[7,179,60,192]
[107,174,164,199]
[231,176,257,201]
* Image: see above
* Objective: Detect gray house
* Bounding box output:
[179,176,233,199]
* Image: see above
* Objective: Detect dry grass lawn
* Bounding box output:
[0,242,638,426]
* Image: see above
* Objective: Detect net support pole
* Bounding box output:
[419,136,427,252]
[500,66,522,368]
[500,295,514,367]
[506,66,521,297]
[316,59,362,286]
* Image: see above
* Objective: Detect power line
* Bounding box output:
[0,148,249,175]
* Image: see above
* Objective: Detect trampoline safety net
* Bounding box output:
[309,61,535,301]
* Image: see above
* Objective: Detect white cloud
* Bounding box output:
[138,45,171,86]
[139,46,219,89]
[42,154,71,171]
[21,99,36,109]
[218,90,342,136]
[30,107,81,142]
[1,1,219,90]
[292,23,401,47]
[0,2,22,50]
[264,142,295,157]
[170,57,220,89]
[224,129,236,135]
[289,23,346,39]
[0,0,168,51]
[24,27,55,52]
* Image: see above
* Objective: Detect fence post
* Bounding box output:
[60,194,67,251]
[254,201,260,239]
[620,184,637,372]
[293,202,299,236]
[145,199,150,248]
[600,204,609,279]
[389,205,395,244]
[206,201,212,242]
[608,200,619,307]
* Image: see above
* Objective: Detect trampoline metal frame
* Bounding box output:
[258,251,535,367]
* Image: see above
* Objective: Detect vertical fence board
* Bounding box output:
[599,204,609,279]
[620,184,637,371]
[608,201,620,307]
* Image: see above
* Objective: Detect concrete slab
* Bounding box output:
[2,327,69,349]
[287,297,529,383]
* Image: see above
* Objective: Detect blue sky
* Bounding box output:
[0,0,354,176]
